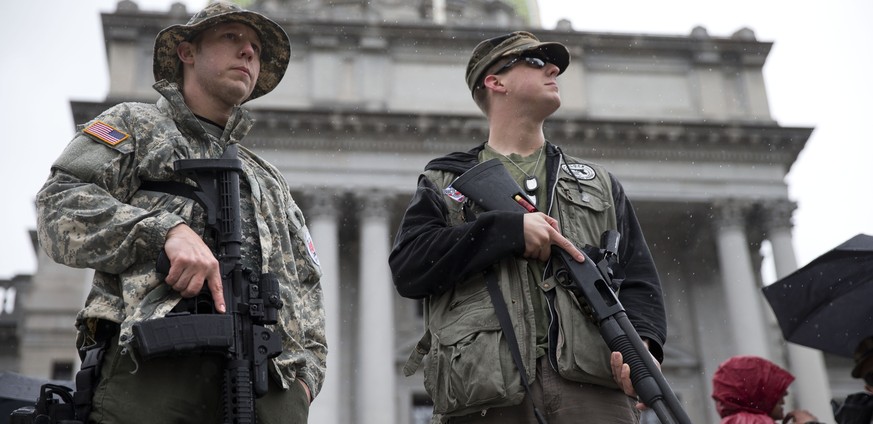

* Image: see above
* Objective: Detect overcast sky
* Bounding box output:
[1,0,871,280]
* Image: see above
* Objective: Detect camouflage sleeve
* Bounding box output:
[290,268,327,399]
[284,201,327,398]
[36,115,185,273]
[240,146,327,396]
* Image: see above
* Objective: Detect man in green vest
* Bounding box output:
[390,31,667,423]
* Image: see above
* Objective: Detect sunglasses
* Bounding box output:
[475,56,552,91]
[494,55,550,75]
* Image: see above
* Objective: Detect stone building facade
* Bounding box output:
[10,0,857,423]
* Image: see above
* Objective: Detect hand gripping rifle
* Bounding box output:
[452,159,691,424]
[132,144,284,424]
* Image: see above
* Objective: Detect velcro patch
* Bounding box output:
[84,121,129,146]
[304,228,320,266]
[562,163,596,180]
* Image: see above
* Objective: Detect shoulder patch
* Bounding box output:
[562,163,596,180]
[303,227,320,266]
[84,121,129,146]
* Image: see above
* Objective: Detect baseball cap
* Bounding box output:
[465,31,570,94]
[152,1,291,102]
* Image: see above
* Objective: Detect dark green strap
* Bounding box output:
[484,268,547,424]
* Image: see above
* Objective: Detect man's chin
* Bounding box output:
[223,86,254,105]
[543,98,561,116]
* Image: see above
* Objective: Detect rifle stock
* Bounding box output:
[451,158,691,424]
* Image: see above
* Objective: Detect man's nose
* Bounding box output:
[545,63,560,76]
[240,43,257,59]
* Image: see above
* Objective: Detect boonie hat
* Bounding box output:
[153,1,291,102]
[465,31,570,94]
[851,337,873,378]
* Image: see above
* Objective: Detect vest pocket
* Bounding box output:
[424,307,523,416]
[552,286,617,388]
[555,178,612,246]
[556,178,609,212]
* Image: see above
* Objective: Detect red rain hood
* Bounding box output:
[711,356,794,421]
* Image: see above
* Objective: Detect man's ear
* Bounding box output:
[482,74,507,94]
[177,41,195,65]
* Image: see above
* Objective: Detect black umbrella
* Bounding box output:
[762,233,873,358]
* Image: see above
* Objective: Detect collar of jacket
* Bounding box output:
[425,141,560,174]
[426,142,563,211]
[152,79,254,149]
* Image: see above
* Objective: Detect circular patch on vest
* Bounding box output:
[562,163,596,180]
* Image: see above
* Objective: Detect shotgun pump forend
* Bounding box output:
[550,241,691,424]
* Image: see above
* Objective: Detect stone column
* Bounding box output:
[306,190,342,424]
[761,200,834,419]
[713,200,770,357]
[356,192,396,424]
[18,247,90,379]
[761,200,801,278]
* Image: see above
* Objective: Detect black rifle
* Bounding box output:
[9,384,79,424]
[132,144,283,424]
[452,158,692,424]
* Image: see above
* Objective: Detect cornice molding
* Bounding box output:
[71,101,811,167]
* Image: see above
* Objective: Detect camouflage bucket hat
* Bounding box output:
[465,31,570,95]
[153,1,291,102]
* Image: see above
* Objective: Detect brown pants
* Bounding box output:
[448,356,640,424]
[89,334,309,424]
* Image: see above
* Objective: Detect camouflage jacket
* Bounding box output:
[36,80,327,397]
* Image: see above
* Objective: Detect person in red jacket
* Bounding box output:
[712,355,823,424]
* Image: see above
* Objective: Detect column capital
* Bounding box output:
[305,189,343,220]
[712,199,754,228]
[355,190,393,220]
[758,199,797,233]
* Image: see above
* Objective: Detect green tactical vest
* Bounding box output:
[405,152,619,419]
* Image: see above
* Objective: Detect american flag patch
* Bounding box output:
[444,185,466,203]
[84,121,129,146]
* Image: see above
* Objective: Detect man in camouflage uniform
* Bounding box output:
[390,32,667,423]
[36,2,325,422]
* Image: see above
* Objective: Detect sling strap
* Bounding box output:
[138,180,200,203]
[73,319,118,422]
[484,267,548,424]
